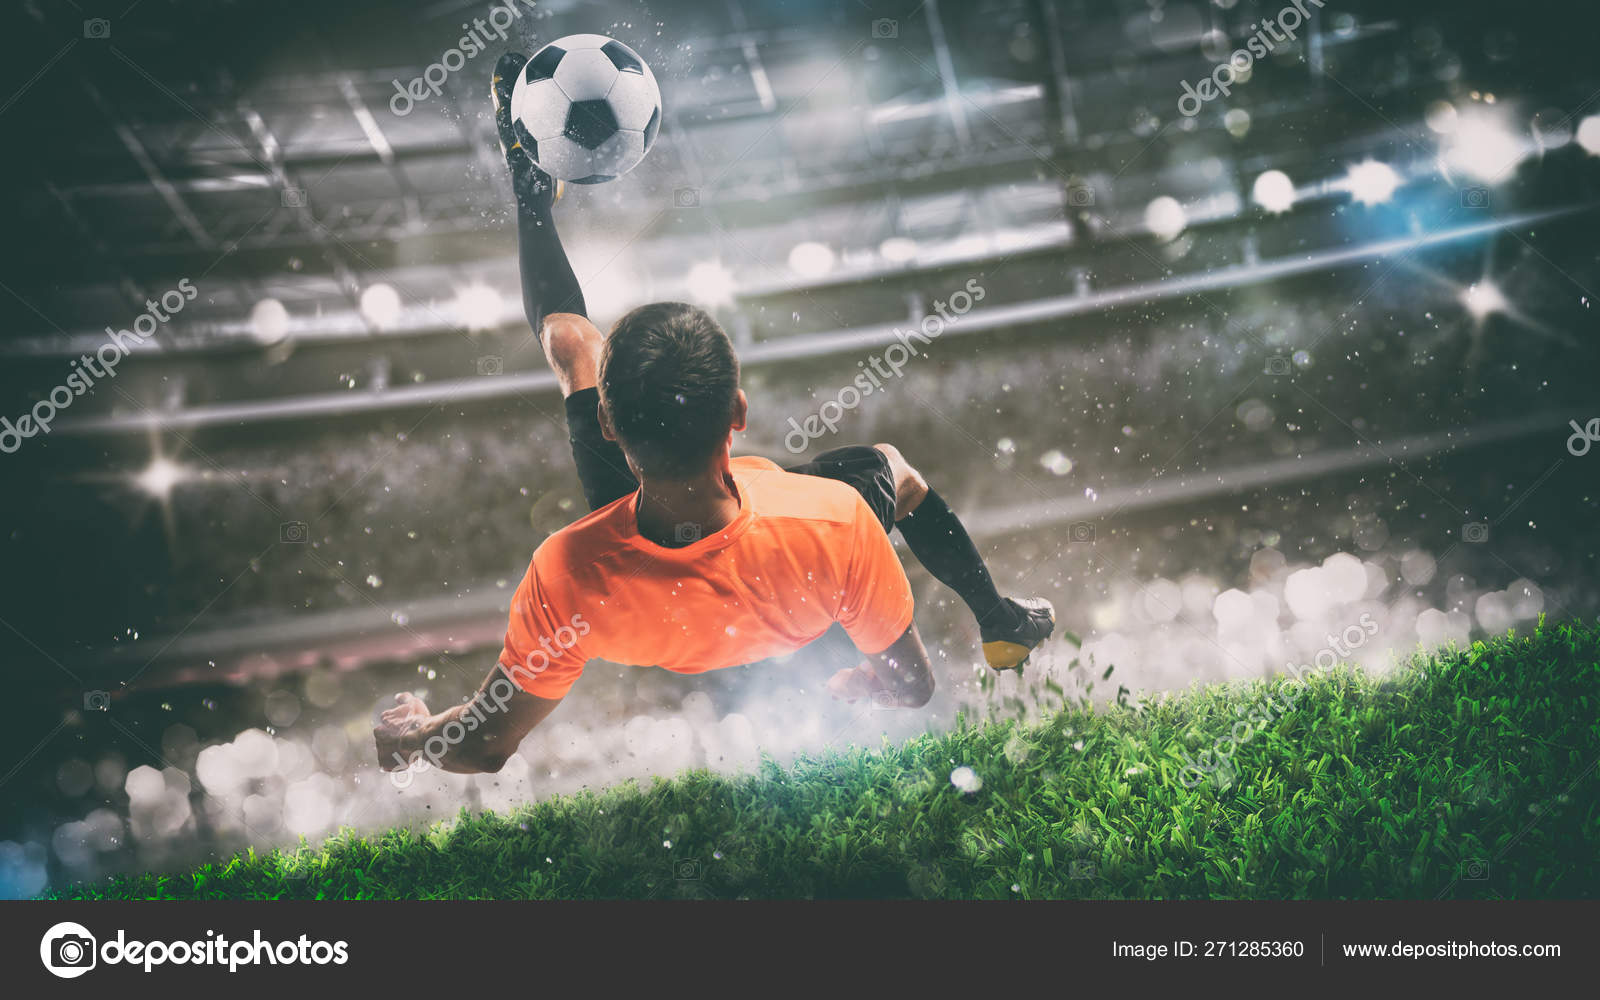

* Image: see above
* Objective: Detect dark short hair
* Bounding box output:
[599,302,740,479]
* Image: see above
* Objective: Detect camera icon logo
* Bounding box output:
[40,921,97,978]
[1461,858,1489,881]
[280,520,310,544]
[1462,522,1490,544]
[871,18,899,39]
[477,355,504,376]
[869,687,899,711]
[83,690,110,712]
[673,187,700,208]
[674,522,703,545]
[1264,355,1292,376]
[1068,521,1095,544]
[675,858,703,880]
[1068,860,1097,880]
[1460,186,1489,209]
[83,18,111,38]
[1066,185,1095,207]
[281,187,307,208]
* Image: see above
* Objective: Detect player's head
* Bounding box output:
[599,301,746,480]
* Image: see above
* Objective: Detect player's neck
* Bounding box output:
[634,456,741,547]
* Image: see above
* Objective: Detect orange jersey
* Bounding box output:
[498,455,915,698]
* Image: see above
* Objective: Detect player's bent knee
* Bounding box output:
[875,443,929,520]
[541,313,605,389]
[542,313,602,364]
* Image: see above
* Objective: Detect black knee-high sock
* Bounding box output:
[513,174,587,332]
[895,490,1018,631]
[496,51,585,331]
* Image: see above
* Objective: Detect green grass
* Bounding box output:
[53,619,1599,899]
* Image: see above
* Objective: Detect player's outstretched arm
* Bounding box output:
[373,666,561,774]
[828,622,935,709]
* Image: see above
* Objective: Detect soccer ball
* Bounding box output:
[510,34,662,184]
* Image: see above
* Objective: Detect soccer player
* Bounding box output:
[372,54,1054,775]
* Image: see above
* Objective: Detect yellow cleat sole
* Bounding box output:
[983,640,1034,671]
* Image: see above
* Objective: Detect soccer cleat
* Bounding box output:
[980,597,1056,671]
[492,52,563,210]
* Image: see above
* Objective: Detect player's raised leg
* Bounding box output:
[874,442,1057,670]
[494,53,637,511]
[493,52,581,333]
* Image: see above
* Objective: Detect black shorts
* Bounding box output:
[782,444,898,532]
[563,387,896,532]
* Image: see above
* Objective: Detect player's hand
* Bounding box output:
[827,663,895,707]
[373,692,431,770]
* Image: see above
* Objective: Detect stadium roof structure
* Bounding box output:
[0,0,1595,431]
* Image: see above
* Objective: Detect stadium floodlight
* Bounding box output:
[1530,108,1574,151]
[1143,196,1186,240]
[579,268,640,317]
[136,456,187,499]
[1424,100,1458,134]
[879,237,918,263]
[1462,281,1507,320]
[1344,160,1401,205]
[359,283,402,330]
[249,298,290,345]
[685,261,736,307]
[1441,114,1524,183]
[1251,170,1295,213]
[788,241,836,278]
[454,283,504,331]
[1577,115,1600,155]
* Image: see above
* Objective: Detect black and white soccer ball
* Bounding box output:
[510,34,662,184]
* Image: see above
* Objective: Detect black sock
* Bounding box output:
[494,53,587,334]
[896,490,1017,632]
[514,187,587,334]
